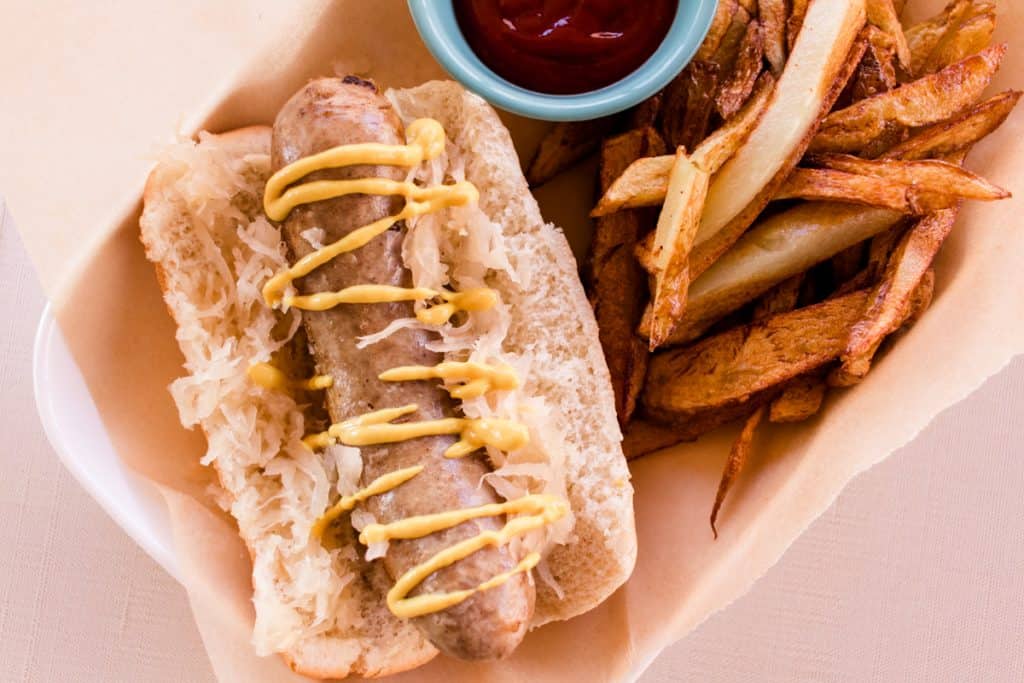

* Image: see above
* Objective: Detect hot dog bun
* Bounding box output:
[140,81,635,678]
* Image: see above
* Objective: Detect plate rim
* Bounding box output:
[32,303,183,583]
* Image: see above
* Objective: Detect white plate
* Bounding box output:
[32,304,181,582]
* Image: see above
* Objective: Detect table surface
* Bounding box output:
[2,198,1023,683]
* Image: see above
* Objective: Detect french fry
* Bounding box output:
[787,0,810,53]
[592,156,674,217]
[643,289,872,425]
[808,153,1009,203]
[810,44,1006,155]
[661,61,721,152]
[622,420,692,460]
[630,93,663,129]
[840,208,959,380]
[907,0,995,75]
[902,267,937,328]
[593,74,774,217]
[777,156,1009,212]
[848,26,899,103]
[866,0,911,69]
[831,243,867,288]
[881,91,1022,160]
[710,404,767,537]
[776,168,919,212]
[829,267,935,387]
[694,73,777,174]
[646,151,711,349]
[759,0,789,75]
[696,0,740,62]
[906,0,977,74]
[752,274,804,322]
[834,224,906,296]
[653,204,904,345]
[920,10,996,74]
[716,20,765,120]
[712,6,753,76]
[688,0,868,279]
[769,375,828,423]
[589,128,666,425]
[526,116,620,187]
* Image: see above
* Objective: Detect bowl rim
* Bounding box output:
[407,0,719,121]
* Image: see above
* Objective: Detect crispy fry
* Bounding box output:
[920,10,996,74]
[594,75,774,217]
[688,3,868,279]
[907,0,995,75]
[653,205,904,345]
[696,73,777,174]
[778,156,1009,212]
[643,289,872,425]
[710,405,767,538]
[753,274,804,322]
[717,20,765,120]
[697,0,740,62]
[630,93,663,129]
[840,208,959,380]
[622,420,692,460]
[769,375,828,423]
[866,225,906,281]
[881,90,1022,161]
[647,151,711,349]
[829,267,935,386]
[712,6,753,76]
[902,267,937,327]
[866,0,911,69]
[849,26,899,103]
[787,0,810,53]
[526,116,620,187]
[809,153,1009,201]
[592,156,674,217]
[588,129,666,425]
[776,168,918,212]
[759,0,788,75]
[810,44,1006,154]
[906,0,976,74]
[661,61,721,152]
[831,243,867,287]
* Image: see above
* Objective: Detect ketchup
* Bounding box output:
[454,0,678,95]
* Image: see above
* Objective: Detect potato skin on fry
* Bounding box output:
[643,290,871,427]
[526,117,620,187]
[588,128,665,425]
[810,44,1007,155]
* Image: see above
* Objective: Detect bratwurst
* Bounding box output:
[270,77,533,660]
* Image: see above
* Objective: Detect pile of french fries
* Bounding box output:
[527,0,1018,534]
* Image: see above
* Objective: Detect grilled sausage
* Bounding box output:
[271,77,533,660]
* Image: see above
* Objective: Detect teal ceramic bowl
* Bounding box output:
[407,1,718,121]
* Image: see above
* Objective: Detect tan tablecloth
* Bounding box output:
[2,199,1022,681]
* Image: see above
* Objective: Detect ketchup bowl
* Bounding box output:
[407,0,718,122]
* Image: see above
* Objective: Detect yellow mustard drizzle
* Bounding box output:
[310,466,424,542]
[379,361,519,400]
[247,362,333,391]
[264,117,560,619]
[373,493,568,619]
[261,119,479,309]
[284,284,497,325]
[302,404,529,459]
